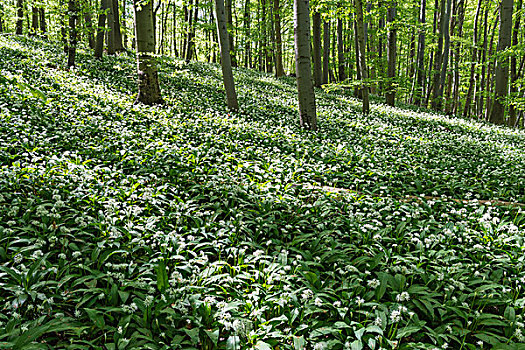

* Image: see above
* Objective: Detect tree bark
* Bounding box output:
[386,1,397,106]
[94,0,108,58]
[106,0,116,54]
[16,0,23,35]
[355,0,370,114]
[312,11,322,87]
[215,0,239,110]
[274,0,285,76]
[337,15,345,81]
[133,0,163,105]
[67,0,78,67]
[322,20,330,84]
[30,7,39,36]
[186,0,199,61]
[243,0,251,67]
[85,10,96,49]
[490,0,514,124]
[225,0,237,67]
[463,0,482,117]
[508,0,522,126]
[294,0,317,130]
[413,0,426,106]
[111,0,124,51]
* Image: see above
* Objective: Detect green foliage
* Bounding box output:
[0,35,525,349]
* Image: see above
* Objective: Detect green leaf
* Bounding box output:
[204,329,219,346]
[293,336,306,350]
[396,326,421,339]
[226,335,241,350]
[156,259,168,292]
[255,341,273,350]
[504,306,515,322]
[84,309,105,329]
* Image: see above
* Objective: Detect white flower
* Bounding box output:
[396,292,410,302]
[368,279,380,289]
[314,297,323,307]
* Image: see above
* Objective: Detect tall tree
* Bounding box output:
[274,0,285,76]
[216,0,239,110]
[386,1,397,106]
[463,0,483,117]
[225,0,236,67]
[323,19,330,84]
[111,0,124,51]
[16,0,23,34]
[31,7,39,36]
[413,0,426,106]
[312,11,322,87]
[294,0,317,129]
[508,0,522,126]
[355,0,370,113]
[133,0,163,104]
[67,0,78,67]
[337,14,345,81]
[39,8,46,37]
[490,0,514,124]
[94,0,108,58]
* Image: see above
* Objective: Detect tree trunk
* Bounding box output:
[452,0,465,115]
[67,0,78,67]
[244,0,251,68]
[477,3,490,117]
[216,0,239,110]
[430,0,445,109]
[30,7,38,36]
[274,0,285,76]
[355,0,370,114]
[133,0,163,104]
[95,0,108,58]
[337,15,345,81]
[123,0,128,49]
[85,10,95,49]
[490,0,514,124]
[312,11,322,87]
[225,0,236,67]
[16,0,23,35]
[322,20,330,84]
[413,0,426,106]
[186,0,199,61]
[294,0,317,129]
[508,0,522,126]
[111,0,124,51]
[386,2,397,106]
[107,0,116,54]
[437,0,452,107]
[463,0,483,117]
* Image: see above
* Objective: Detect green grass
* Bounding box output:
[0,35,525,350]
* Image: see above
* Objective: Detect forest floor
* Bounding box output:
[1,35,525,349]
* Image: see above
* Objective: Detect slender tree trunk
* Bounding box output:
[67,0,78,67]
[85,9,96,49]
[323,20,330,84]
[107,0,116,54]
[16,0,23,35]
[437,0,452,107]
[413,0,426,106]
[337,15,345,81]
[110,0,124,51]
[354,18,362,97]
[294,0,317,129]
[30,7,38,36]
[463,0,483,117]
[452,0,464,114]
[0,6,4,33]
[355,0,370,113]
[274,0,285,76]
[490,0,514,124]
[123,0,128,49]
[95,0,108,58]
[216,0,239,110]
[133,0,163,104]
[508,0,522,126]
[225,0,236,67]
[477,2,490,117]
[378,5,385,94]
[244,0,251,68]
[312,11,322,87]
[386,1,397,106]
[186,0,198,61]
[485,15,499,120]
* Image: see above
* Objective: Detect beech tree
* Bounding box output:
[490,0,514,124]
[133,0,163,105]
[294,0,317,130]
[215,0,239,110]
[355,0,370,114]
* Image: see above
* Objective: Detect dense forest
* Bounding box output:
[1,0,524,126]
[0,0,525,349]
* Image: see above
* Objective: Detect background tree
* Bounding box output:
[134,0,163,105]
[294,0,317,129]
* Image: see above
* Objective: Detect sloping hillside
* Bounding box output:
[1,35,524,349]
